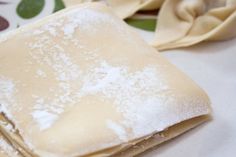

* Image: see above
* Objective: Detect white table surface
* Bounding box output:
[136,29,236,157]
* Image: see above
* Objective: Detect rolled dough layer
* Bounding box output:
[0,115,22,157]
[0,115,209,157]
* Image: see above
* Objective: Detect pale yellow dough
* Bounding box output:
[0,116,21,157]
[0,3,211,157]
[0,134,18,157]
[0,115,209,157]
[63,0,164,18]
[152,0,236,50]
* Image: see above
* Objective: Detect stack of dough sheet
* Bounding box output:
[0,3,211,157]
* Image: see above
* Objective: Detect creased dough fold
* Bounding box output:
[152,0,236,50]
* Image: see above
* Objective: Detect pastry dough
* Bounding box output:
[0,114,33,157]
[112,115,210,157]
[152,0,236,50]
[0,116,21,157]
[0,134,19,157]
[63,0,164,18]
[0,115,209,157]
[0,2,211,157]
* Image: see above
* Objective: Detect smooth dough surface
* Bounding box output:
[0,3,211,157]
[63,0,164,18]
[152,0,236,50]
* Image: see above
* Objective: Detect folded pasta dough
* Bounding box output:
[112,116,210,157]
[0,118,21,157]
[0,115,209,157]
[84,115,209,157]
[0,2,211,157]
[152,0,236,50]
[0,134,20,157]
[0,114,33,157]
[63,0,164,19]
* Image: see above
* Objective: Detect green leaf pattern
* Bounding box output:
[53,0,65,13]
[126,19,156,32]
[17,0,45,19]
[0,0,65,32]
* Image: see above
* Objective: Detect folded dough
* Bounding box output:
[0,116,21,157]
[63,0,164,18]
[0,134,19,157]
[0,2,211,157]
[0,115,209,157]
[0,114,34,157]
[152,0,236,50]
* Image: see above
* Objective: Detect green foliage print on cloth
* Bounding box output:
[17,0,45,19]
[54,0,65,12]
[126,19,156,32]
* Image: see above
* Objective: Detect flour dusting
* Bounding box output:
[0,77,17,121]
[106,120,127,141]
[79,61,169,137]
[2,4,169,138]
[0,77,15,100]
[31,110,58,131]
[36,69,47,78]
[0,137,19,157]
